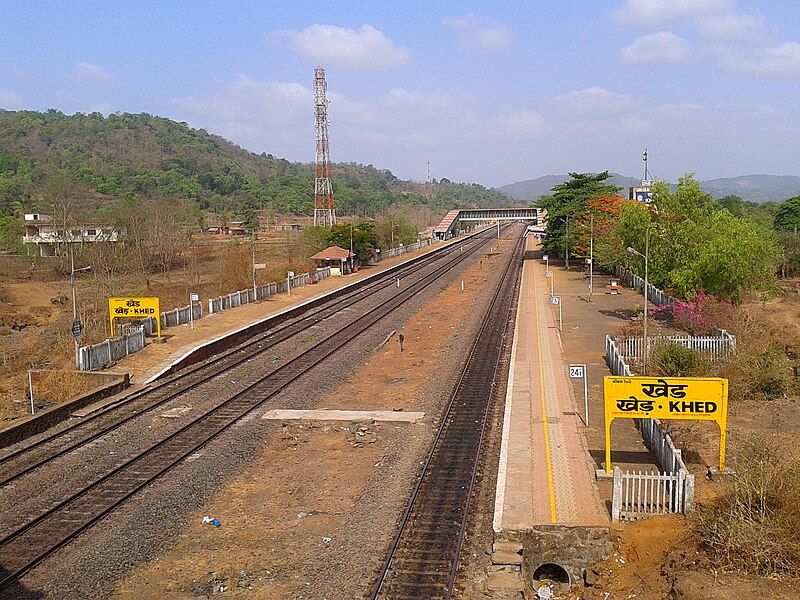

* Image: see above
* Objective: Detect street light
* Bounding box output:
[627,228,650,375]
[69,245,92,370]
[577,214,594,302]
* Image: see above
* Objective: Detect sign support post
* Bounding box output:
[603,376,728,474]
[569,364,588,425]
[550,296,562,332]
[109,297,161,341]
[28,370,34,415]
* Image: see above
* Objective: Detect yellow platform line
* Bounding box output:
[533,259,558,523]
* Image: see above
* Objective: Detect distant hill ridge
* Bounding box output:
[499,173,800,204]
[0,110,514,219]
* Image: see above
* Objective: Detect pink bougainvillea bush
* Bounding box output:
[655,292,735,335]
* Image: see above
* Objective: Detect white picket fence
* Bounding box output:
[78,326,146,371]
[605,334,696,520]
[612,467,693,521]
[613,329,736,366]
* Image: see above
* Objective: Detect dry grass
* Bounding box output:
[696,436,800,577]
[713,305,792,402]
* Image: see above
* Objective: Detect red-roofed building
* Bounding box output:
[310,246,356,275]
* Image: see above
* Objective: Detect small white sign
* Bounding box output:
[545,271,552,278]
[254,263,267,270]
[569,364,585,379]
[550,296,560,305]
[543,254,549,261]
[287,271,295,277]
[190,293,199,302]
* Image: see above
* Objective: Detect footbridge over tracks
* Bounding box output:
[434,207,546,240]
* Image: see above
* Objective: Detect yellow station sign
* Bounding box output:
[108,297,161,339]
[604,376,728,473]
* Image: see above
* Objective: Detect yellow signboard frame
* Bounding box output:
[604,376,728,474]
[108,297,161,339]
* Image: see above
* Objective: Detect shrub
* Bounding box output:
[669,291,735,335]
[653,341,708,377]
[696,437,800,576]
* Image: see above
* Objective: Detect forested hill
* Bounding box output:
[0,110,515,220]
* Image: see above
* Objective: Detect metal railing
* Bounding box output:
[377,238,435,262]
[78,326,146,371]
[615,266,676,307]
[208,267,332,315]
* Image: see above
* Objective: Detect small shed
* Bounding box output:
[310,246,356,276]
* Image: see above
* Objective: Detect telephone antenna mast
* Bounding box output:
[641,148,652,186]
[313,67,335,226]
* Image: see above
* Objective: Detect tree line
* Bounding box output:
[0,109,514,243]
[537,171,797,302]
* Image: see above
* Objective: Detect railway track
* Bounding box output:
[0,225,504,591]
[0,229,495,489]
[370,227,525,599]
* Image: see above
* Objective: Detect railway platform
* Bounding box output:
[491,234,610,593]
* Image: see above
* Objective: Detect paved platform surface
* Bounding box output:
[494,235,608,531]
[116,237,465,385]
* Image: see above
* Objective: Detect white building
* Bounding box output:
[23,214,124,256]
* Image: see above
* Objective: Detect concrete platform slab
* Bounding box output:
[494,235,608,532]
[261,409,424,423]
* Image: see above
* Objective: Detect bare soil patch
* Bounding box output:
[108,235,514,599]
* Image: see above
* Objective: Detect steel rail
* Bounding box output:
[370,227,524,599]
[0,225,500,591]
[0,231,493,487]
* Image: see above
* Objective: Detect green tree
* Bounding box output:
[774,196,800,234]
[0,215,22,253]
[537,172,621,257]
[325,222,377,262]
[617,175,778,301]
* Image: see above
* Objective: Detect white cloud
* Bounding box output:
[554,87,635,114]
[0,89,21,108]
[621,32,690,65]
[496,110,546,139]
[173,75,311,122]
[278,24,411,72]
[9,67,35,82]
[443,13,511,54]
[716,42,800,77]
[697,13,766,42]
[613,0,731,26]
[72,62,116,85]
[168,73,800,188]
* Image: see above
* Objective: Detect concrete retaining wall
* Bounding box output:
[0,372,130,448]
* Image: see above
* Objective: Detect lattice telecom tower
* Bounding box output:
[313,67,335,226]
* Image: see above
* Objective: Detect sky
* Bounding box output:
[1,0,800,188]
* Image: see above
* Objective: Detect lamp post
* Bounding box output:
[577,215,594,302]
[69,245,92,370]
[627,228,650,375]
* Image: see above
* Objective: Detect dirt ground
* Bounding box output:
[0,233,450,425]
[109,235,512,598]
[551,265,800,599]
